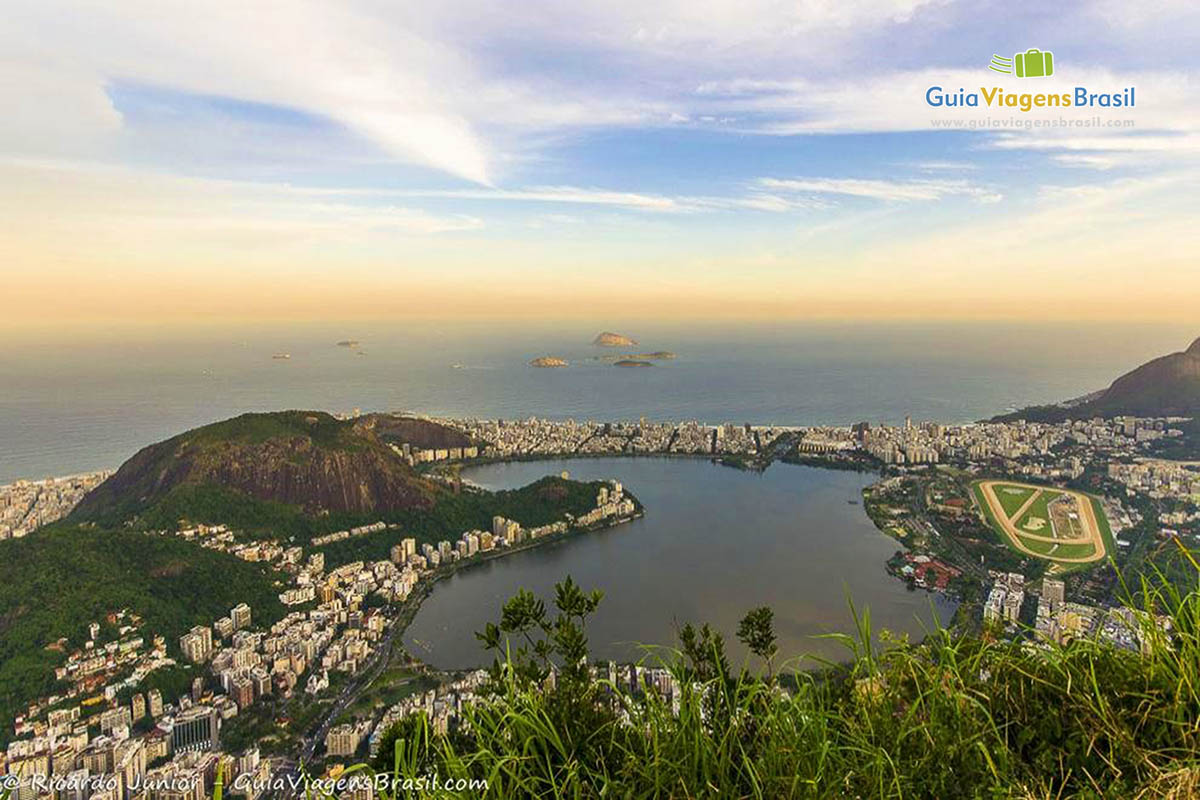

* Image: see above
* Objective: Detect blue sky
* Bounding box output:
[2,0,1198,322]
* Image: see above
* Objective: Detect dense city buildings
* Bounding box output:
[0,471,110,539]
[1,466,638,796]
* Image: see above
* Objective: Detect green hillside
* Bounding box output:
[3,411,618,749]
[0,525,287,744]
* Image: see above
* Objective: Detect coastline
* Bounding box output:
[392,505,643,646]
[295,505,644,746]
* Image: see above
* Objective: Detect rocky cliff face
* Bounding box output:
[74,411,441,519]
[176,438,434,513]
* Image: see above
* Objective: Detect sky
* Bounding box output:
[2,0,1198,325]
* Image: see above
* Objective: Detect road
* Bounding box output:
[283,608,409,797]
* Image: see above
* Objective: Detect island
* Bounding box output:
[592,331,637,347]
[530,356,569,368]
[614,359,653,368]
[589,351,677,363]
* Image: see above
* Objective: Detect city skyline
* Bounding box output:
[3,1,1199,325]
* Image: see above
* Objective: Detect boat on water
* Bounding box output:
[847,499,859,505]
[272,353,291,360]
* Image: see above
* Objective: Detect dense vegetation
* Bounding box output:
[1148,417,1200,460]
[171,410,364,448]
[71,473,614,565]
[367,564,1200,799]
[0,525,287,745]
[1,407,615,751]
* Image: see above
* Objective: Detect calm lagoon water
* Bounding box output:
[402,457,956,669]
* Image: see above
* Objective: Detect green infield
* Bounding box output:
[1014,489,1063,536]
[994,485,1036,518]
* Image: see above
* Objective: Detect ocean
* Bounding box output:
[0,320,1192,484]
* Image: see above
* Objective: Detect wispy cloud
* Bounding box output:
[286,183,828,214]
[908,161,978,172]
[0,158,485,262]
[757,177,1002,203]
[1050,153,1122,170]
[2,0,1199,323]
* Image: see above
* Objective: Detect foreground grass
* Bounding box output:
[356,559,1200,799]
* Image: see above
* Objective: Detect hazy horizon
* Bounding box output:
[2,319,1194,484]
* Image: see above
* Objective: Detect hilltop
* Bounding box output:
[71,411,449,526]
[995,336,1200,422]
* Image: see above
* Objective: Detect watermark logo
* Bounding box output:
[989,49,1054,78]
[925,46,1135,119]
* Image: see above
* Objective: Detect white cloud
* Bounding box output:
[443,0,948,61]
[283,182,828,214]
[1089,0,1199,30]
[908,160,978,171]
[856,171,1200,276]
[431,186,685,210]
[0,158,484,262]
[3,3,497,182]
[4,1,1197,187]
[1050,153,1122,170]
[758,176,1001,203]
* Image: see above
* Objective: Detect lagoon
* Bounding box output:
[403,457,955,669]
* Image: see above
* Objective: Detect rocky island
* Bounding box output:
[593,331,637,347]
[590,351,677,363]
[530,356,569,368]
[614,359,653,368]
